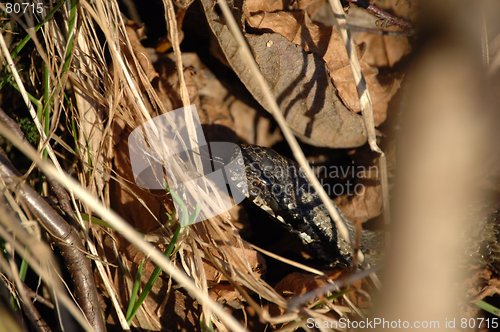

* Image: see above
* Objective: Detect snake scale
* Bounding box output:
[230,144,499,271]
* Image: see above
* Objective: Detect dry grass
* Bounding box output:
[0,1,329,330]
[1,0,496,331]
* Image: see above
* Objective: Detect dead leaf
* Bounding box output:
[201,0,367,148]
[246,10,401,125]
[354,33,411,68]
[203,244,266,281]
[335,181,383,223]
[124,22,159,82]
[111,121,168,233]
[209,284,244,308]
[243,0,286,13]
[269,270,343,315]
[349,0,413,68]
[274,271,343,298]
[158,52,283,146]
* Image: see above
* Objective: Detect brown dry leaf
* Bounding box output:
[268,270,343,316]
[209,284,244,308]
[203,244,266,282]
[158,52,283,146]
[274,271,343,298]
[158,55,202,110]
[201,0,367,148]
[200,93,283,147]
[335,181,383,223]
[247,10,401,125]
[163,289,201,331]
[124,22,159,82]
[227,96,283,146]
[333,150,384,222]
[476,274,500,301]
[111,121,167,233]
[243,0,285,13]
[354,32,411,68]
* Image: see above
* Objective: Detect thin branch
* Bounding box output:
[0,204,92,331]
[25,286,55,310]
[350,0,413,30]
[0,149,105,331]
[6,254,51,332]
[342,23,413,36]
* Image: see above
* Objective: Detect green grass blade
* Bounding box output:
[40,64,50,160]
[62,0,78,75]
[171,191,189,226]
[476,299,500,317]
[126,259,145,319]
[81,213,112,229]
[126,224,182,323]
[9,258,29,311]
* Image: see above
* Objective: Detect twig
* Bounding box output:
[25,286,55,310]
[342,23,413,36]
[0,150,105,331]
[350,0,413,30]
[0,109,26,141]
[48,180,75,220]
[0,202,92,331]
[6,254,51,332]
[0,107,104,328]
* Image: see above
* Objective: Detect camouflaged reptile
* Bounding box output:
[230,144,499,271]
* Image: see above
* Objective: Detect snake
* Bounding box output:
[229,144,499,271]
[228,144,383,268]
